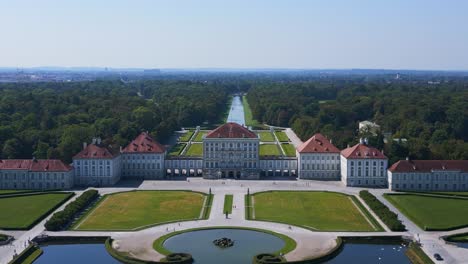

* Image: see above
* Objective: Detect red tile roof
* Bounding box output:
[0,159,71,172]
[205,122,257,139]
[30,159,72,172]
[389,160,468,173]
[0,159,32,170]
[297,133,340,153]
[73,144,117,159]
[341,143,387,159]
[122,132,165,153]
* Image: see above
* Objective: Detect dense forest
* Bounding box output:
[0,76,467,164]
[246,81,468,163]
[0,80,229,162]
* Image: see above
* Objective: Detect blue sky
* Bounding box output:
[1,0,467,70]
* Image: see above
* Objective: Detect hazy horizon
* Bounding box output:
[1,0,468,70]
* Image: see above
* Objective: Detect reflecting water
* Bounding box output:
[325,243,411,264]
[164,229,284,264]
[226,96,245,125]
[454,242,468,249]
[35,243,118,264]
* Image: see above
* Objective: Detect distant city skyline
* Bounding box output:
[1,0,468,70]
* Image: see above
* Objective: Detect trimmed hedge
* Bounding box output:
[45,189,98,231]
[359,191,406,231]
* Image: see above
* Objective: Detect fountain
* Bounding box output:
[213,237,234,248]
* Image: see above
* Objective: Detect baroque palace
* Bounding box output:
[0,122,467,191]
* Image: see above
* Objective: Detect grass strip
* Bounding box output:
[223,195,233,214]
[405,242,435,264]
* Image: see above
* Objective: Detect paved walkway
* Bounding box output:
[2,179,468,263]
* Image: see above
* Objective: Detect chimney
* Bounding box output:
[359,138,364,144]
[32,156,37,162]
[83,142,88,149]
[92,138,97,144]
[120,146,123,153]
[364,138,369,145]
[97,137,102,145]
[405,156,409,161]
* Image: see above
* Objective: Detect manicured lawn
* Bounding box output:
[185,143,203,156]
[179,130,194,142]
[193,131,208,142]
[259,144,281,156]
[251,191,377,231]
[275,131,290,142]
[75,191,206,230]
[258,131,275,142]
[0,193,72,229]
[168,143,186,156]
[223,195,233,214]
[0,190,28,194]
[242,95,261,127]
[281,144,296,157]
[385,194,468,230]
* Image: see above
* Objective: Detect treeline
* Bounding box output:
[359,191,406,231]
[0,80,229,162]
[246,81,468,162]
[45,189,98,231]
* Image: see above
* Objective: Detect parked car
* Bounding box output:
[434,253,443,261]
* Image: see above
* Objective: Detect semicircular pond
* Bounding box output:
[162,228,285,264]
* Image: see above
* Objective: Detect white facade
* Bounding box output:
[203,138,260,179]
[341,156,388,187]
[122,153,165,179]
[0,169,74,190]
[389,170,468,192]
[259,158,297,177]
[73,156,121,186]
[298,153,340,180]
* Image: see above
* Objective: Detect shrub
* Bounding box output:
[45,189,98,231]
[359,191,406,231]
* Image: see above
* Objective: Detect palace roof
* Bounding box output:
[122,132,165,153]
[205,122,257,139]
[389,160,468,173]
[341,143,387,159]
[297,133,340,153]
[0,159,71,172]
[73,144,117,159]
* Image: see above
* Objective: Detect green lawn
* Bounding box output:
[193,131,208,142]
[385,194,468,230]
[223,195,233,214]
[185,143,203,156]
[168,143,186,156]
[251,191,377,231]
[275,131,290,142]
[242,95,260,127]
[259,144,281,156]
[258,131,275,142]
[281,144,296,157]
[75,191,206,230]
[179,130,194,142]
[0,193,72,229]
[0,190,29,194]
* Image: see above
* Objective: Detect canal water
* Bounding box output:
[324,243,411,264]
[33,235,414,264]
[226,96,245,126]
[34,243,118,264]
